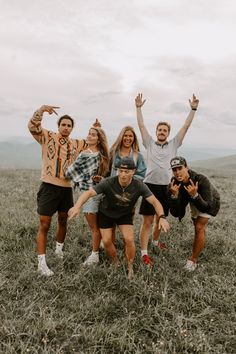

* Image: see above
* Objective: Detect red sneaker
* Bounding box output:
[142,254,154,266]
[153,241,168,250]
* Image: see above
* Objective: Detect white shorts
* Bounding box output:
[82,194,102,214]
[190,203,211,219]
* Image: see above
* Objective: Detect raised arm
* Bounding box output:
[177,94,199,143]
[68,188,97,219]
[28,105,60,144]
[135,93,150,144]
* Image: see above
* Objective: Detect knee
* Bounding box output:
[39,220,51,233]
[142,217,153,229]
[58,216,67,227]
[124,235,135,247]
[102,237,112,247]
[89,223,100,234]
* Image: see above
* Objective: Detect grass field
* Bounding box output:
[0,169,235,354]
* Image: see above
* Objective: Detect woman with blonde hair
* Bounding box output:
[66,125,109,265]
[109,125,146,180]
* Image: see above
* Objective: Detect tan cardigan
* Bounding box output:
[28,109,86,187]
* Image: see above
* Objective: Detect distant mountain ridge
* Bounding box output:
[0,138,235,171]
[190,154,236,175]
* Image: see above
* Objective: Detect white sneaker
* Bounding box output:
[184,260,197,271]
[83,252,99,266]
[38,264,54,276]
[55,248,64,259]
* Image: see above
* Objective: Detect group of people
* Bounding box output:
[28,94,220,278]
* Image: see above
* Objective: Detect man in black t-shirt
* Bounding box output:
[68,157,170,278]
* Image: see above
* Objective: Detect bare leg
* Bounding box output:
[152,215,168,250]
[153,215,161,241]
[190,216,209,263]
[119,224,135,278]
[37,215,51,254]
[84,213,101,252]
[111,226,116,245]
[100,228,119,264]
[139,215,154,251]
[56,212,68,244]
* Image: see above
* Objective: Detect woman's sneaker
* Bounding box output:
[38,264,54,276]
[83,252,99,266]
[55,248,64,259]
[184,260,197,271]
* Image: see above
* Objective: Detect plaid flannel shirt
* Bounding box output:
[66,151,100,191]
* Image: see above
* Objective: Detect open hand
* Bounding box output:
[68,206,80,220]
[158,218,170,232]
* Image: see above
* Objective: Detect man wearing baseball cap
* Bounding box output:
[68,156,170,278]
[168,156,220,271]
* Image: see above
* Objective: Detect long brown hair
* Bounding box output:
[110,126,140,159]
[89,127,110,176]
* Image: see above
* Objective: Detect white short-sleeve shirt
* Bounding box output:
[143,134,182,185]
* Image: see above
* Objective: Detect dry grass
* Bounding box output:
[0,169,235,354]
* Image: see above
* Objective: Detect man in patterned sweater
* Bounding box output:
[28,104,98,276]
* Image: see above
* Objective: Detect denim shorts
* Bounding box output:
[82,194,102,214]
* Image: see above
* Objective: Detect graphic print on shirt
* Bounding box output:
[115,192,132,206]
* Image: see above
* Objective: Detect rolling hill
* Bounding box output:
[0,138,235,174]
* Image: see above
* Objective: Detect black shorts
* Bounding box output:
[37,182,74,216]
[139,183,169,216]
[97,211,134,229]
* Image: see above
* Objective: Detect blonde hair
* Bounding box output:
[110,126,140,159]
[89,127,110,176]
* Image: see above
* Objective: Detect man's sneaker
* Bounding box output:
[38,264,54,277]
[142,254,154,267]
[153,241,168,250]
[83,252,99,266]
[55,248,64,259]
[184,260,197,271]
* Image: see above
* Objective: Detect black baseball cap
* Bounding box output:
[170,156,187,169]
[116,157,136,170]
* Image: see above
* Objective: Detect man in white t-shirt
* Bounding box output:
[135,93,199,266]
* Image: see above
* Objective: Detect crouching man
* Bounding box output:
[68,157,170,279]
[168,156,220,271]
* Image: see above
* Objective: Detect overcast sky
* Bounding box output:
[0,0,236,148]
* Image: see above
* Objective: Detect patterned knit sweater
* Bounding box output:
[28,109,86,187]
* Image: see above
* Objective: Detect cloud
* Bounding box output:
[0,0,236,149]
